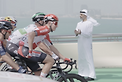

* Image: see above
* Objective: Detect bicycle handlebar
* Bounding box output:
[52,58,77,73]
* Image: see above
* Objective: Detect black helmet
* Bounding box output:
[32,12,45,22]
[0,21,12,30]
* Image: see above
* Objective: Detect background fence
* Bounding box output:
[49,33,122,68]
[50,33,122,43]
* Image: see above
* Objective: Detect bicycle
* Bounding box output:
[0,56,87,82]
[46,58,87,82]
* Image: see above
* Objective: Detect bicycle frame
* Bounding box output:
[46,59,77,82]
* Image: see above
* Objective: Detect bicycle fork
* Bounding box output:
[57,66,68,82]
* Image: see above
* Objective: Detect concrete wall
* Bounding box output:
[52,42,122,68]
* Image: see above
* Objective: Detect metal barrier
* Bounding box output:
[50,33,122,42]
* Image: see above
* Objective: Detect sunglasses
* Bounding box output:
[51,21,58,25]
[11,23,16,26]
[6,30,12,34]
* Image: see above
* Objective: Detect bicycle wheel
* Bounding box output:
[58,73,87,82]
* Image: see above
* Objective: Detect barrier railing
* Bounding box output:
[50,33,122,43]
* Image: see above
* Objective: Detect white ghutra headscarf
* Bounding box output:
[80,9,100,26]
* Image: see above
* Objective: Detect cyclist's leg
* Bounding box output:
[5,41,26,73]
[14,44,54,77]
[1,53,26,73]
[16,47,53,77]
[1,53,19,70]
[41,54,54,77]
[23,59,41,76]
[29,50,55,77]
[7,43,41,75]
[5,41,20,70]
[34,70,41,76]
[0,55,3,66]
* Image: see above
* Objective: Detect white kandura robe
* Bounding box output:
[76,20,96,79]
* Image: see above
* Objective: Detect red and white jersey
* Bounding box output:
[8,24,52,49]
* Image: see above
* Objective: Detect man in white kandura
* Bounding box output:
[74,9,99,81]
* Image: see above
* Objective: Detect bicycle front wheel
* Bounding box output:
[58,73,87,82]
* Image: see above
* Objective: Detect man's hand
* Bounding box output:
[74,29,81,36]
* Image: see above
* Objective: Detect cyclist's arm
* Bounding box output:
[38,34,54,56]
[49,45,65,60]
[43,34,67,60]
[43,34,65,60]
[38,42,53,56]
[28,31,35,51]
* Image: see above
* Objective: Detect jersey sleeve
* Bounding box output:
[43,34,53,46]
[34,26,50,36]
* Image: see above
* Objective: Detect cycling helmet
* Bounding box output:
[0,20,12,30]
[32,12,45,22]
[44,14,58,22]
[0,17,5,21]
[4,16,17,23]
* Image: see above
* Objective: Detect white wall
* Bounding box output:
[52,42,122,68]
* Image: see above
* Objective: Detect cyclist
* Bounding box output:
[26,13,70,61]
[31,12,64,60]
[0,16,17,62]
[0,20,26,73]
[6,14,70,77]
[32,12,58,59]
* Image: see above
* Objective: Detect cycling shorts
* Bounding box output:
[6,41,47,72]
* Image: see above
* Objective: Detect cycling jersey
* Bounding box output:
[0,41,6,56]
[8,24,53,49]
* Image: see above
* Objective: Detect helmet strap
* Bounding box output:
[50,23,53,32]
[50,26,53,32]
[3,32,6,39]
[0,31,7,39]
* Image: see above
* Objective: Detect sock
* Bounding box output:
[40,72,47,77]
[18,66,26,73]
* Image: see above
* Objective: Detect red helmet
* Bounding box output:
[44,14,58,22]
